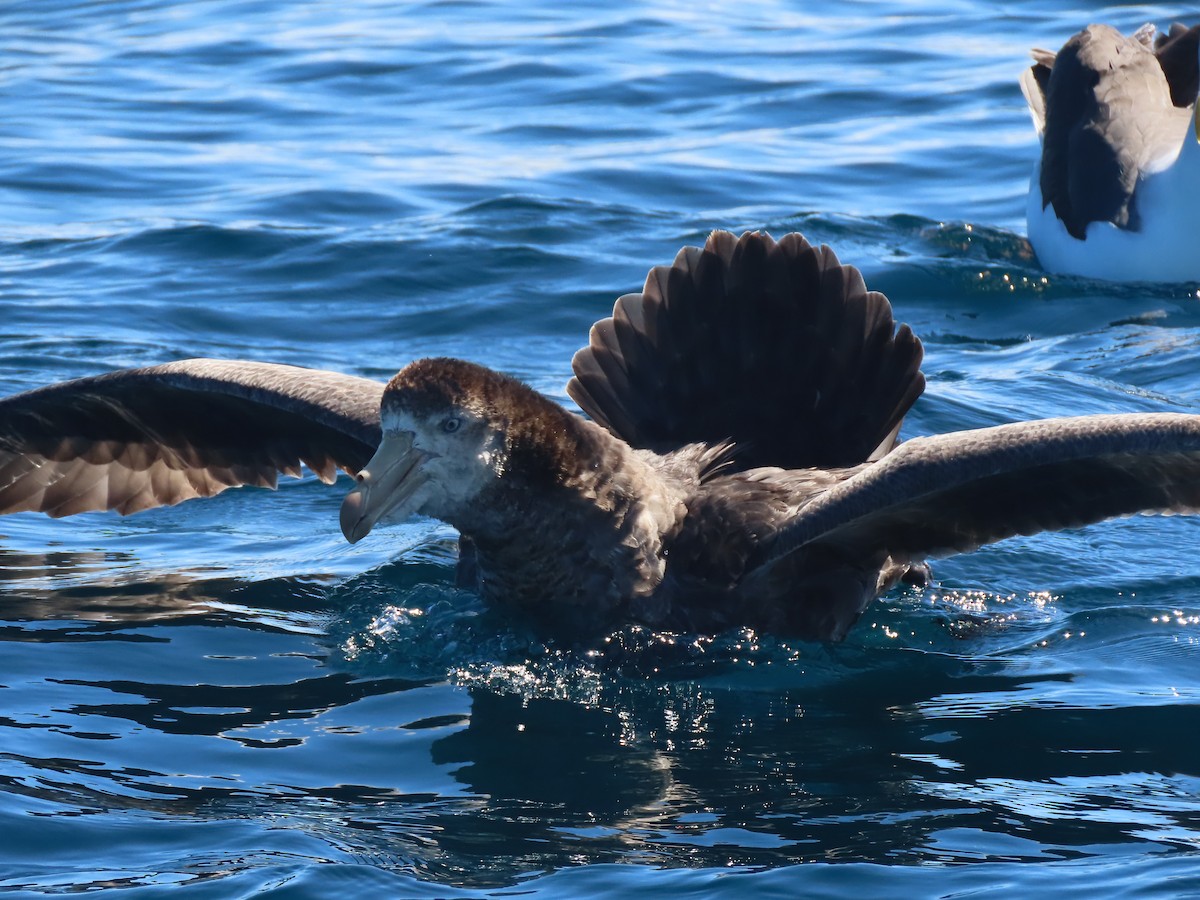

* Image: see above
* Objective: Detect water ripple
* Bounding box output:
[5,0,1200,895]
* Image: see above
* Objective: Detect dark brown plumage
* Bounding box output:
[0,360,381,517]
[6,231,1200,641]
[567,230,924,468]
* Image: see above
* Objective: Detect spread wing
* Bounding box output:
[0,359,384,517]
[758,413,1200,568]
[567,230,924,471]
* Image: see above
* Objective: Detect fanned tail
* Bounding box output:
[567,230,924,471]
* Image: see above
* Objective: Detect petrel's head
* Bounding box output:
[339,357,568,544]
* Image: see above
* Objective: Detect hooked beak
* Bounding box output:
[340,431,431,544]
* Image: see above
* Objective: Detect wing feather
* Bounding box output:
[0,359,383,518]
[758,413,1200,567]
[567,230,924,471]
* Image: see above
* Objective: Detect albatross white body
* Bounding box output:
[1026,119,1200,282]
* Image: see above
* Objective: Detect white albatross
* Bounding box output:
[1021,22,1200,282]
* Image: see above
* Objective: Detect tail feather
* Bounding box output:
[567,230,924,470]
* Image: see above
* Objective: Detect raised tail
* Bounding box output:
[567,230,924,471]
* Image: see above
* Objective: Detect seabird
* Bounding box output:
[1021,22,1200,281]
[5,230,1200,641]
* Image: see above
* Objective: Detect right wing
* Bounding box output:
[0,359,384,517]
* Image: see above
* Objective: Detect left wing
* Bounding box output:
[756,413,1200,568]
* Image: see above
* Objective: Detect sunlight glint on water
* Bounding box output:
[2,0,1200,896]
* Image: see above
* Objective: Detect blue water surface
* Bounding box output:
[3,0,1200,896]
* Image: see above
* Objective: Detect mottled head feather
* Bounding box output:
[384,357,604,488]
[384,357,535,421]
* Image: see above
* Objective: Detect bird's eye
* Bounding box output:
[441,416,462,434]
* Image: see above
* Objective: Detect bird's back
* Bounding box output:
[566,230,926,636]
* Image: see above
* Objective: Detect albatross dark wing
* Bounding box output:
[758,413,1200,568]
[567,230,924,470]
[1154,23,1200,108]
[0,359,383,517]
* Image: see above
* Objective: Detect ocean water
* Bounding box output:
[3,0,1200,896]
